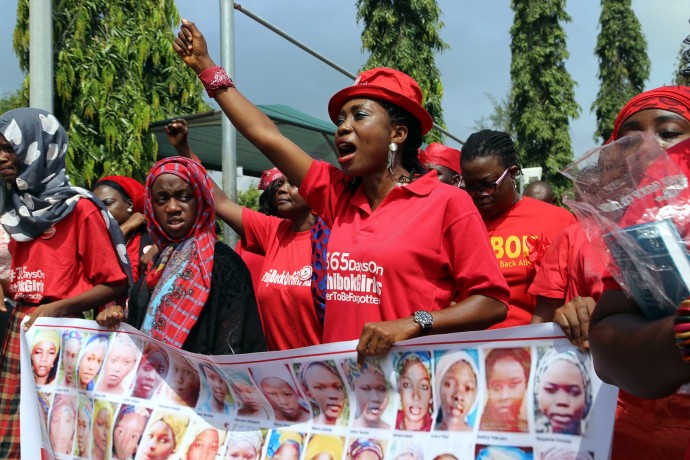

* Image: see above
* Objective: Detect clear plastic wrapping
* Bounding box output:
[561,132,690,318]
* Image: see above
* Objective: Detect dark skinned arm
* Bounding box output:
[356,295,506,364]
[173,20,313,187]
[24,283,128,330]
[589,289,690,398]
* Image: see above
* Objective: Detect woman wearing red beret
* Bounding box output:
[173,20,510,359]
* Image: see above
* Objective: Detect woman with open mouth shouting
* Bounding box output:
[173,21,510,359]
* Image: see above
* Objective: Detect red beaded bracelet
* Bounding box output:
[673,299,690,363]
[198,66,235,98]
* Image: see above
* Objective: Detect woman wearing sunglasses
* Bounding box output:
[460,129,576,328]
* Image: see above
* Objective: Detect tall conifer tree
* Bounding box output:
[509,0,580,192]
[592,0,649,142]
[13,0,208,185]
[675,20,690,86]
[356,0,448,142]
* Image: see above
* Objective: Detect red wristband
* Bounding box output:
[198,66,235,98]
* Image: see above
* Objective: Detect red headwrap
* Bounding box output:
[96,175,146,213]
[142,157,217,348]
[257,167,284,190]
[420,142,462,175]
[610,86,690,141]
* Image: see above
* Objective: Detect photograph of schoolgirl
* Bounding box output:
[111,404,151,460]
[73,395,93,458]
[250,364,311,424]
[433,349,481,432]
[479,347,532,433]
[293,360,349,427]
[30,327,60,387]
[135,410,190,460]
[77,333,110,391]
[388,440,425,460]
[393,351,434,432]
[58,330,83,387]
[131,342,169,400]
[178,418,226,460]
[91,399,116,460]
[161,351,201,408]
[346,437,387,460]
[341,356,395,430]
[197,361,234,416]
[224,427,266,460]
[262,429,305,460]
[94,333,142,396]
[47,393,77,456]
[475,444,534,460]
[222,366,274,420]
[534,347,591,436]
[303,433,345,460]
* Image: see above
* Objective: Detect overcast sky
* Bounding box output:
[1,1,689,159]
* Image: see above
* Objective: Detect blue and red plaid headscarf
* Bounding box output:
[142,156,216,348]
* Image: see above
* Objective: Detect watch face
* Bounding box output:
[414,310,433,330]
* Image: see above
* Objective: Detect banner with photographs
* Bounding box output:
[20,318,618,460]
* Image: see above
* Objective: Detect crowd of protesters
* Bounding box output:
[0,17,688,459]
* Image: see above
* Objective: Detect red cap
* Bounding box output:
[257,167,284,190]
[421,143,461,175]
[328,67,433,135]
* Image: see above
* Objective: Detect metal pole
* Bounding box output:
[220,0,238,247]
[233,2,463,145]
[29,0,53,112]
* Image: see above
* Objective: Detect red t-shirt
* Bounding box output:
[300,161,510,343]
[484,197,577,327]
[528,223,608,303]
[8,199,127,304]
[242,208,322,350]
[234,239,265,299]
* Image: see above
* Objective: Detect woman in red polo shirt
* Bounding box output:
[173,20,510,357]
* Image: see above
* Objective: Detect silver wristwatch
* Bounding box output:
[412,310,434,333]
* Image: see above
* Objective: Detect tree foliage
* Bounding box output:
[0,89,27,115]
[473,92,512,135]
[356,0,448,143]
[237,187,261,212]
[509,0,580,192]
[13,0,208,186]
[675,20,690,86]
[592,0,649,143]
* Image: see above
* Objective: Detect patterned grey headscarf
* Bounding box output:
[0,108,131,282]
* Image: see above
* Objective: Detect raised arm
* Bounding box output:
[165,119,246,239]
[173,20,314,186]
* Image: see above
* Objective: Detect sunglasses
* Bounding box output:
[461,168,512,196]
